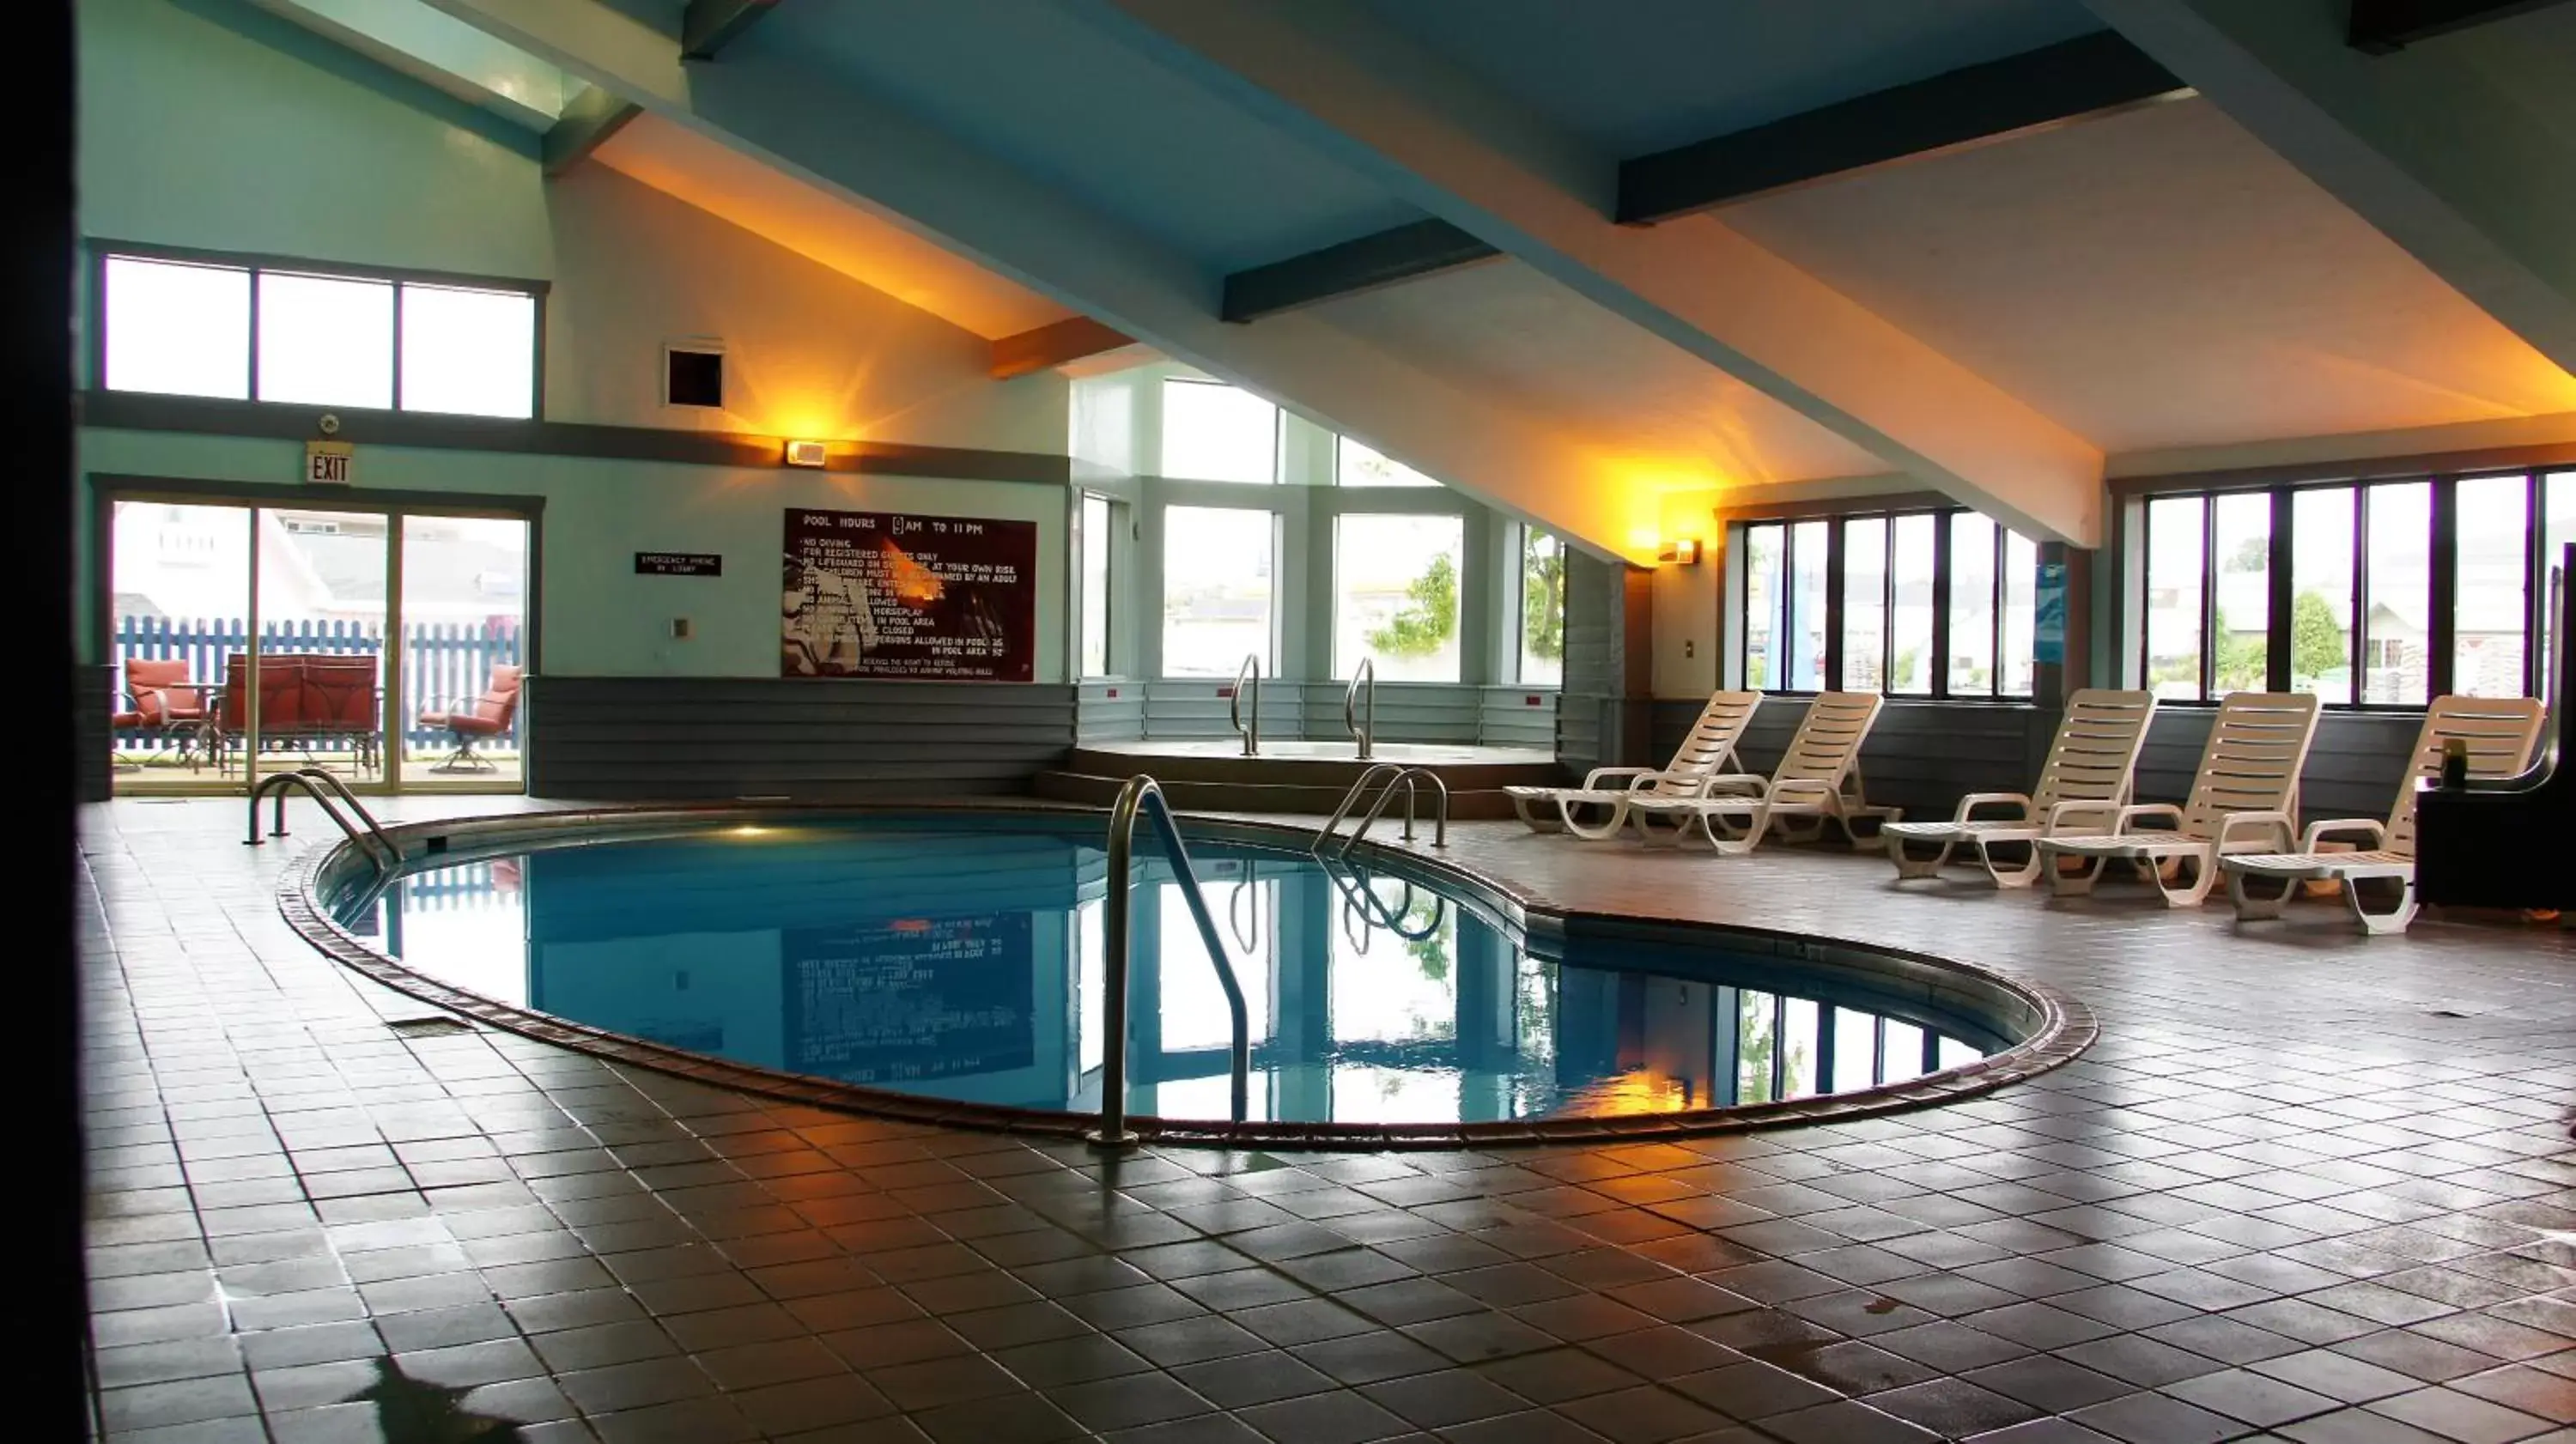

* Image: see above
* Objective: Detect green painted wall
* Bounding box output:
[76,0,1076,683]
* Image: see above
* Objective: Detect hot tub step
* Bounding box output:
[1032,770,1524,820]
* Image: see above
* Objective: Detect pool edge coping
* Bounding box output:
[275,802,2099,1150]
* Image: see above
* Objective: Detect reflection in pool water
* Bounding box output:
[340,822,2008,1127]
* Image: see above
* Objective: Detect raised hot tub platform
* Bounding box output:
[1036,739,1563,818]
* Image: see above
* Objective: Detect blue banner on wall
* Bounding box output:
[2034,561,2069,664]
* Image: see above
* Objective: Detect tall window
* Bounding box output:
[1160,379,1277,483]
[100,251,539,419]
[1741,508,2038,699]
[1337,437,1443,488]
[1078,493,1112,677]
[2138,471,2567,707]
[1335,514,1465,682]
[1162,507,1275,676]
[1519,529,1564,686]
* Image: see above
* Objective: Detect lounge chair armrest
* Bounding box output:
[1697,772,1770,798]
[2044,799,2123,834]
[2218,810,2298,851]
[2114,804,2184,833]
[1952,792,2032,823]
[2298,817,2388,851]
[1768,778,1839,804]
[1579,767,1657,791]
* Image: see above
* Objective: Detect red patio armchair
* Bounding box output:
[119,658,215,768]
[420,664,522,773]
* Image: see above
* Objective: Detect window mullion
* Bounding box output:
[2527,471,2546,698]
[1990,520,2005,699]
[2429,476,2459,699]
[391,282,405,412]
[2266,487,2294,694]
[2349,486,2369,707]
[1824,519,1846,691]
[1929,513,1953,699]
[2198,496,2217,701]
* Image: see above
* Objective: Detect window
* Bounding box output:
[401,284,537,418]
[1519,528,1564,687]
[2453,476,2528,698]
[2143,494,2206,701]
[1160,379,1277,483]
[1337,437,1443,488]
[1078,493,1112,678]
[1742,525,1783,689]
[2141,472,2566,707]
[104,257,249,398]
[1336,513,1465,682]
[1162,507,1274,676]
[1787,519,1828,691]
[2547,473,2576,702]
[1741,507,2037,698]
[100,250,539,418]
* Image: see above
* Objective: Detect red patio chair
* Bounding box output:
[302,655,381,774]
[121,658,214,768]
[421,664,522,774]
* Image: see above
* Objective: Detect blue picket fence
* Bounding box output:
[112,615,522,751]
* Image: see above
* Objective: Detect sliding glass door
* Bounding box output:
[106,491,532,796]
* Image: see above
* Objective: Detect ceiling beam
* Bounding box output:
[542,83,641,176]
[417,0,1652,561]
[682,0,782,60]
[1617,31,2188,224]
[2347,0,2573,52]
[1067,0,2108,546]
[989,316,1134,379]
[1221,218,1499,323]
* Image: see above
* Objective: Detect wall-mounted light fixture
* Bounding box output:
[783,440,829,468]
[1658,537,1702,566]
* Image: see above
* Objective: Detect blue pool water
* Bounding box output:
[332,816,2023,1128]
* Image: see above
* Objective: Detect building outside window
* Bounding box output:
[100,251,539,419]
[2136,470,2570,707]
[1736,508,2038,699]
[1160,379,1277,483]
[1162,507,1276,676]
[1334,513,1465,682]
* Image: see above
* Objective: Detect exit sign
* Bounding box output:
[304,440,354,485]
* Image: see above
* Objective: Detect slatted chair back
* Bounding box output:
[2385,695,2547,859]
[1640,691,1762,798]
[2029,689,2158,813]
[2175,692,2324,842]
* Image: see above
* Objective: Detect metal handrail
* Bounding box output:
[1093,775,1250,1147]
[1229,654,1261,757]
[1327,864,1448,954]
[1316,765,1449,857]
[1344,658,1375,760]
[246,768,397,872]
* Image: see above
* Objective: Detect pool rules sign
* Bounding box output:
[781,507,1037,682]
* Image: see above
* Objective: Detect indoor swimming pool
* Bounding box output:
[308,811,2061,1141]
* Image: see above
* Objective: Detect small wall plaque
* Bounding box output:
[636,552,722,577]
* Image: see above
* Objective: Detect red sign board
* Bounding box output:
[781,507,1037,682]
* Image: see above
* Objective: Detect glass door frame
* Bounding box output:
[91,473,544,797]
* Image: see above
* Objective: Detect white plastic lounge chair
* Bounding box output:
[2221,694,2546,934]
[2036,691,2323,907]
[1504,690,1762,839]
[1624,692,1896,853]
[1884,689,2158,888]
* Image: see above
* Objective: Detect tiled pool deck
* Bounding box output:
[81,798,2576,1444]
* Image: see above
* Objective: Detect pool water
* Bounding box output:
[334,817,2017,1128]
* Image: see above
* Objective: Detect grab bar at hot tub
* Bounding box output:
[246,768,397,873]
[1316,764,1449,857]
[1094,775,1250,1146]
[1228,654,1261,757]
[1344,658,1375,760]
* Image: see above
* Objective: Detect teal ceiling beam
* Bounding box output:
[682,0,783,60]
[544,83,641,175]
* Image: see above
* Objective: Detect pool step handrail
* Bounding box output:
[1093,774,1251,1147]
[1229,654,1261,757]
[1326,863,1449,955]
[246,768,397,873]
[1316,764,1449,857]
[1345,658,1376,760]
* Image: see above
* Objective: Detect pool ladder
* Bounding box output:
[1315,763,1449,859]
[1345,658,1375,761]
[246,768,398,873]
[1092,775,1251,1147]
[1228,655,1261,757]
